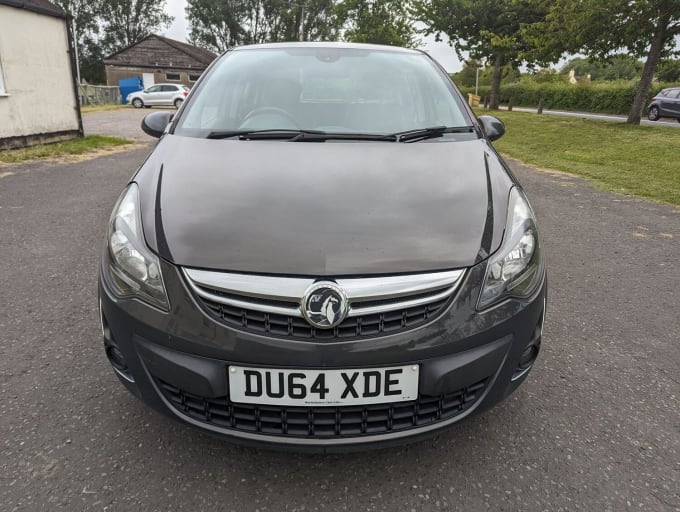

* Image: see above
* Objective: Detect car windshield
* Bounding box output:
[174,46,470,138]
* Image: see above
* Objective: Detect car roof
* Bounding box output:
[231,41,424,55]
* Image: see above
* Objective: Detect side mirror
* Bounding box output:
[141,111,173,138]
[478,115,506,141]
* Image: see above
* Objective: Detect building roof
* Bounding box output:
[153,35,218,65]
[0,0,66,18]
[104,34,218,68]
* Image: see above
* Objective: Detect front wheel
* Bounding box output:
[131,98,144,109]
[647,106,660,121]
[174,98,183,109]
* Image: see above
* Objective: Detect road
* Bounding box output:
[503,106,680,128]
[1,113,679,511]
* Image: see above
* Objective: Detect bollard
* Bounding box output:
[507,98,513,112]
[538,98,544,114]
[483,96,489,109]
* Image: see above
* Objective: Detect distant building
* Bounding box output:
[0,0,82,149]
[104,34,218,89]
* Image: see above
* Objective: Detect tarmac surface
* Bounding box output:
[0,110,678,511]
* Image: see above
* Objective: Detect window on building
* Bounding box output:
[0,56,6,93]
[166,73,181,81]
[189,74,201,82]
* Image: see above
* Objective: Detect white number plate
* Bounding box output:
[228,365,420,407]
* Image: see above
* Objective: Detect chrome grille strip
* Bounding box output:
[185,278,303,317]
[347,285,459,317]
[183,268,312,302]
[337,270,464,301]
[182,268,465,317]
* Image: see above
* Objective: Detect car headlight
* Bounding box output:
[104,183,169,311]
[478,187,542,309]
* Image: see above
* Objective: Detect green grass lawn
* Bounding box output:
[0,135,132,165]
[480,110,680,206]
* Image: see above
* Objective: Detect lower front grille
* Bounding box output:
[156,377,488,439]
[201,295,452,340]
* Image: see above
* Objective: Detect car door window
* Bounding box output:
[161,85,177,92]
[146,85,162,94]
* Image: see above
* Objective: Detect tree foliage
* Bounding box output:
[559,56,644,81]
[413,0,548,108]
[186,0,246,51]
[53,0,103,82]
[55,0,174,83]
[98,0,174,53]
[522,0,680,123]
[657,59,680,82]
[186,0,340,52]
[452,60,520,87]
[336,0,419,47]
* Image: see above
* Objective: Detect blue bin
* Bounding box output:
[119,77,143,105]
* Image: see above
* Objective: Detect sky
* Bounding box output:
[162,0,465,72]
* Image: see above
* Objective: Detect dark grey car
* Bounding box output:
[647,87,680,122]
[98,42,547,451]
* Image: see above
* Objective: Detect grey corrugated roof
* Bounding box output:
[154,34,218,65]
[104,34,217,66]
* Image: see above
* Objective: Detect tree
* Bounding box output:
[187,0,247,51]
[99,0,174,54]
[53,0,102,82]
[452,60,520,87]
[336,0,419,48]
[413,0,548,109]
[186,0,340,52]
[559,56,643,81]
[523,0,680,124]
[656,59,680,82]
[79,36,107,84]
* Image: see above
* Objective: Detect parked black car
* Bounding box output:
[98,42,547,451]
[647,87,680,122]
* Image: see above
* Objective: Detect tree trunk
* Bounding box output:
[489,54,504,110]
[626,15,668,124]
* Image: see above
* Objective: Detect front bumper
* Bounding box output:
[99,259,546,451]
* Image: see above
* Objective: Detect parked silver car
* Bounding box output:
[647,87,680,122]
[127,84,189,109]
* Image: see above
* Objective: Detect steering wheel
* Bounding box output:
[241,107,299,128]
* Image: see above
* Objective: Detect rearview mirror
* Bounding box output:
[141,111,173,138]
[478,115,506,141]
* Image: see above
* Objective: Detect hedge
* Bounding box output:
[457,81,679,115]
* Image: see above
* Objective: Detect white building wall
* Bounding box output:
[0,5,80,141]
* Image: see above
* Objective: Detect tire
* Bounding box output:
[131,98,144,109]
[174,98,183,109]
[647,106,659,121]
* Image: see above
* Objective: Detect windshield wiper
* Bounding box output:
[289,132,397,142]
[206,129,397,142]
[394,126,475,143]
[206,129,316,140]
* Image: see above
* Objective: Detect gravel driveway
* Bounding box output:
[82,107,174,142]
[0,125,678,510]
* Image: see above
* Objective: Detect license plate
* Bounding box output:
[228,365,420,407]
